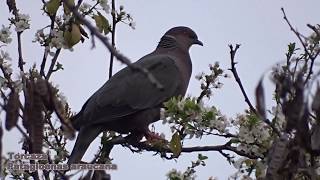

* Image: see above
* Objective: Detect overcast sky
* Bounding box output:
[1,0,320,179]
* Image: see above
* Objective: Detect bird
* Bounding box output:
[68,26,203,164]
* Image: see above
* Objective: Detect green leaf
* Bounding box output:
[203,111,216,121]
[198,153,208,161]
[288,42,296,54]
[184,98,199,112]
[63,0,74,15]
[247,111,260,126]
[55,62,64,70]
[46,0,60,16]
[169,132,182,157]
[64,23,82,47]
[94,12,110,35]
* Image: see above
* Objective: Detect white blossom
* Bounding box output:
[0,25,12,43]
[209,115,229,133]
[2,62,13,74]
[0,50,12,61]
[49,29,65,49]
[236,143,250,154]
[14,14,30,32]
[166,169,184,180]
[251,145,263,156]
[251,123,270,143]
[100,0,110,14]
[238,126,255,144]
[33,29,47,44]
[233,157,247,169]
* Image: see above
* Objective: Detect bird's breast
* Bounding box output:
[173,55,192,96]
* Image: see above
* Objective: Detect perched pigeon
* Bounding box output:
[68,26,203,164]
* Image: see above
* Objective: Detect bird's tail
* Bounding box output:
[67,125,103,165]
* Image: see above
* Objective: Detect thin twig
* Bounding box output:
[281,8,311,59]
[17,32,25,72]
[46,48,61,80]
[40,16,56,77]
[228,44,281,136]
[62,0,164,89]
[197,77,210,103]
[7,0,25,72]
[108,0,116,79]
[280,8,320,84]
[228,44,257,114]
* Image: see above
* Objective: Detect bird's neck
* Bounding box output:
[157,35,178,49]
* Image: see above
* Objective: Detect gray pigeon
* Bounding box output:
[68,26,203,164]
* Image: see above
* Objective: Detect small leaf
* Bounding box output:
[46,0,60,16]
[56,62,64,70]
[63,0,74,15]
[64,23,82,47]
[198,153,208,161]
[93,12,110,35]
[288,42,296,54]
[169,132,182,157]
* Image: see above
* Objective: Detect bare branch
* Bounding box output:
[228,44,280,136]
[40,15,56,77]
[281,8,311,59]
[17,32,25,72]
[108,0,117,79]
[228,44,256,113]
[45,48,61,80]
[280,8,320,84]
[6,0,25,72]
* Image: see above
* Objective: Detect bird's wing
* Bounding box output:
[73,54,181,127]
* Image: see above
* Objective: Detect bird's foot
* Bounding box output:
[124,133,144,144]
[145,131,167,144]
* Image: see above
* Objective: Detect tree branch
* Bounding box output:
[17,32,25,72]
[108,0,116,79]
[280,8,320,84]
[45,48,61,80]
[99,136,261,160]
[40,15,56,77]
[228,44,280,136]
[228,44,257,114]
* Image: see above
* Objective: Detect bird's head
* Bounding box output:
[160,26,203,51]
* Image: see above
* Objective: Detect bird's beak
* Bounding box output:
[193,39,203,46]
